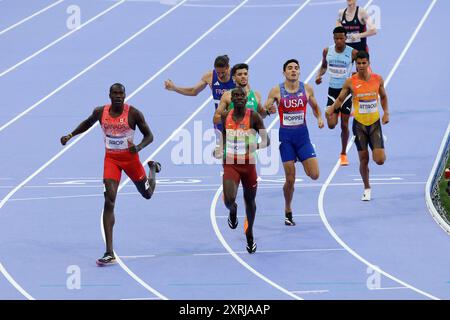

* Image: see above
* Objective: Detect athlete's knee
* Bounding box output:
[104,197,115,211]
[308,171,320,180]
[285,175,296,186]
[374,155,385,166]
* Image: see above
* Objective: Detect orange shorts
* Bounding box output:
[223,163,257,190]
[104,151,146,182]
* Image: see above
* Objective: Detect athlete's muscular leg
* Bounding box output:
[358,150,370,189]
[302,157,320,180]
[372,148,386,165]
[103,179,119,254]
[223,178,239,215]
[134,162,158,199]
[340,113,350,155]
[243,187,257,243]
[282,161,296,214]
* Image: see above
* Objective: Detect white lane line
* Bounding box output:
[0,0,64,36]
[425,122,450,235]
[0,181,427,191]
[0,0,126,77]
[369,286,408,291]
[100,0,252,301]
[291,290,329,294]
[0,262,34,300]
[0,0,187,133]
[208,0,372,302]
[318,0,439,300]
[120,248,345,259]
[0,0,247,300]
[118,0,315,301]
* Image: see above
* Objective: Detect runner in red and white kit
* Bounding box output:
[60,83,161,266]
[220,87,270,253]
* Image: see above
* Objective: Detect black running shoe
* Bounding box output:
[246,241,257,254]
[148,161,161,173]
[96,252,116,266]
[227,208,238,229]
[285,212,296,226]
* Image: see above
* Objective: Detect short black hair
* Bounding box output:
[333,26,347,35]
[214,55,230,68]
[356,50,370,61]
[110,83,125,93]
[231,87,245,95]
[231,63,249,76]
[283,59,299,71]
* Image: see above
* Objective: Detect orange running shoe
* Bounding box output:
[340,154,349,166]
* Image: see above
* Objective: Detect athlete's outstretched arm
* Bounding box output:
[263,86,279,115]
[164,71,211,96]
[305,84,324,129]
[379,78,389,125]
[252,112,270,150]
[60,107,102,145]
[315,48,329,85]
[326,78,352,116]
[213,91,230,124]
[130,108,154,153]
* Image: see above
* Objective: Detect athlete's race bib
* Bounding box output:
[226,140,247,155]
[358,99,378,114]
[105,136,129,150]
[346,31,361,44]
[283,112,304,126]
[329,65,348,78]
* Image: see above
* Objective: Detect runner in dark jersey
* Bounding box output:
[337,0,377,53]
[60,83,161,266]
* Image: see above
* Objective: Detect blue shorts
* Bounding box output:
[280,140,316,163]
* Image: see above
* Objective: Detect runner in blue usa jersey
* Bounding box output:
[265,59,324,226]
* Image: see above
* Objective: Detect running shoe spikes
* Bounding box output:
[340,154,349,166]
[361,188,371,201]
[96,252,116,266]
[228,209,238,229]
[246,241,257,254]
[285,212,296,226]
[148,161,161,173]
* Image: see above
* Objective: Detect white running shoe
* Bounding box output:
[361,188,371,201]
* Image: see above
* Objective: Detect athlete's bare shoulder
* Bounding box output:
[202,70,214,86]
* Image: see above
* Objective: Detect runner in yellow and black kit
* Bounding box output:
[326,51,389,201]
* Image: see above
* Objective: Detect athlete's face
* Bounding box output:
[215,66,229,82]
[356,58,370,73]
[333,33,347,49]
[231,89,247,110]
[233,68,248,87]
[347,0,356,7]
[283,62,300,81]
[109,86,126,106]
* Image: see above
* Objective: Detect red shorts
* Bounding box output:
[104,151,146,182]
[223,164,257,190]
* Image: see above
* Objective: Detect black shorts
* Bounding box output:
[352,119,384,152]
[327,87,352,115]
